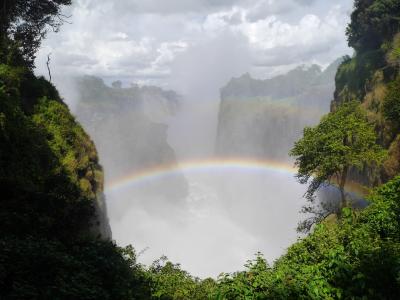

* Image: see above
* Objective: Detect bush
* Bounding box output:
[335,50,386,102]
[383,77,400,127]
[215,177,400,299]
[0,237,152,299]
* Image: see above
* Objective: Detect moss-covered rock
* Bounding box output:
[0,64,110,240]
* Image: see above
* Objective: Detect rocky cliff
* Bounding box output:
[331,2,400,188]
[73,76,188,201]
[216,59,341,161]
[0,66,111,240]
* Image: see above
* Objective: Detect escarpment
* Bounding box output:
[73,76,188,202]
[0,66,111,240]
[332,26,400,188]
[215,59,341,161]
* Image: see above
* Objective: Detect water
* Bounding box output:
[107,162,306,278]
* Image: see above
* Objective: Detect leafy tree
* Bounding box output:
[347,0,400,52]
[383,76,400,127]
[214,176,400,299]
[0,237,153,299]
[0,0,72,66]
[216,253,272,300]
[148,256,208,300]
[290,101,386,226]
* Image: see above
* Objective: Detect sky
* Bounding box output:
[36,0,354,93]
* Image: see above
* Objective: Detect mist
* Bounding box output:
[35,0,353,278]
[167,30,251,159]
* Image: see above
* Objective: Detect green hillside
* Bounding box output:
[332,1,400,187]
[0,2,151,298]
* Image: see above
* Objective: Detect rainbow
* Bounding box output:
[105,158,297,192]
[105,158,369,199]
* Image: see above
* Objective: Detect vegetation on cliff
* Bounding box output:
[334,0,400,186]
[291,101,386,231]
[0,2,150,299]
[0,61,154,299]
[214,175,400,299]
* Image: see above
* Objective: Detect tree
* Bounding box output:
[148,255,217,300]
[383,76,400,128]
[346,0,400,52]
[290,101,386,220]
[0,0,72,67]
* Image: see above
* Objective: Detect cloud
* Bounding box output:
[245,0,297,22]
[36,0,353,92]
[241,5,350,63]
[294,0,316,6]
[110,0,248,15]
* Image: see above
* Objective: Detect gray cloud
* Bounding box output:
[222,10,243,25]
[245,0,297,22]
[294,0,316,6]
[36,0,352,85]
[98,0,249,15]
[108,0,316,17]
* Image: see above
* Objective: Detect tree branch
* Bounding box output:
[46,52,52,82]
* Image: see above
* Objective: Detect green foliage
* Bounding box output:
[148,256,216,300]
[334,1,400,186]
[347,0,400,52]
[383,76,400,127]
[386,33,400,66]
[0,64,152,299]
[0,0,72,66]
[32,97,102,200]
[0,80,89,239]
[335,50,386,102]
[291,101,386,207]
[0,238,152,300]
[215,176,400,299]
[0,64,102,239]
[216,254,271,300]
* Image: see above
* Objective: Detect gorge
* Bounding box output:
[68,60,342,277]
[3,0,400,298]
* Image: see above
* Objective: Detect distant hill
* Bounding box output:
[215,59,342,161]
[221,59,341,109]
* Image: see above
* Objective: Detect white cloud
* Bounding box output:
[241,7,346,49]
[36,0,352,86]
[153,41,188,68]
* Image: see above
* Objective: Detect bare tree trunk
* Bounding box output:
[46,53,52,82]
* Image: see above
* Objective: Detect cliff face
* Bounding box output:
[73,76,188,201]
[332,17,400,188]
[216,60,341,161]
[0,65,155,296]
[0,65,110,240]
